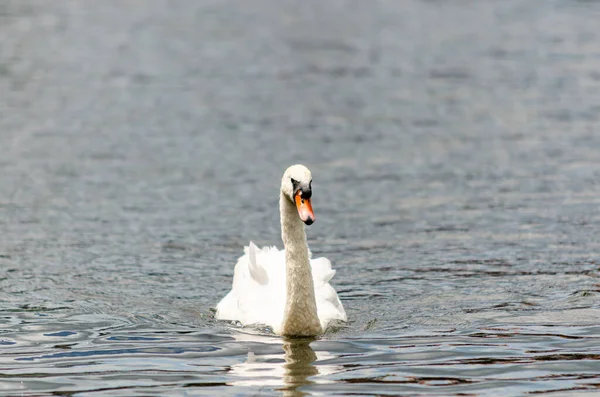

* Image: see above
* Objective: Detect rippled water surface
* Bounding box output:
[2,0,600,395]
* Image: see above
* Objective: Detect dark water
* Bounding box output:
[2,0,600,395]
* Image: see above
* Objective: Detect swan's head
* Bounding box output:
[282,164,315,225]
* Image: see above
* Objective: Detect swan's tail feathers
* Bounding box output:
[247,242,269,285]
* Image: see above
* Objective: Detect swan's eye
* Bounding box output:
[290,178,299,189]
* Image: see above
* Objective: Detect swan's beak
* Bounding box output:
[295,193,315,225]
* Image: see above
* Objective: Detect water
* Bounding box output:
[1,0,600,395]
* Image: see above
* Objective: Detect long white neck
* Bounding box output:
[279,192,322,336]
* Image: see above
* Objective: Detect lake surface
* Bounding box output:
[2,0,600,395]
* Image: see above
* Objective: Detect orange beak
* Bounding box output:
[295,192,315,225]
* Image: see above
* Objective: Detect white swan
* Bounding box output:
[215,164,346,336]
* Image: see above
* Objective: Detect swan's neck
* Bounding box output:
[279,192,322,336]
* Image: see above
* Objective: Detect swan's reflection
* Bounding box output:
[280,337,318,396]
[229,332,338,396]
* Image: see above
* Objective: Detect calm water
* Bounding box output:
[2,0,600,395]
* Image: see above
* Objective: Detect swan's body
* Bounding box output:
[215,165,346,336]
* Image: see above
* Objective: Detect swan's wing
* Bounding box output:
[311,256,347,330]
[217,246,346,332]
[247,242,268,285]
[310,256,336,286]
[216,243,286,330]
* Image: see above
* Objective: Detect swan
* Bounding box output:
[215,164,346,336]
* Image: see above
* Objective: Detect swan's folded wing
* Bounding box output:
[216,243,287,329]
[247,242,268,285]
[311,256,347,329]
[317,283,347,318]
[310,257,336,286]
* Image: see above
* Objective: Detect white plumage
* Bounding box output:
[216,242,346,334]
[215,165,347,336]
